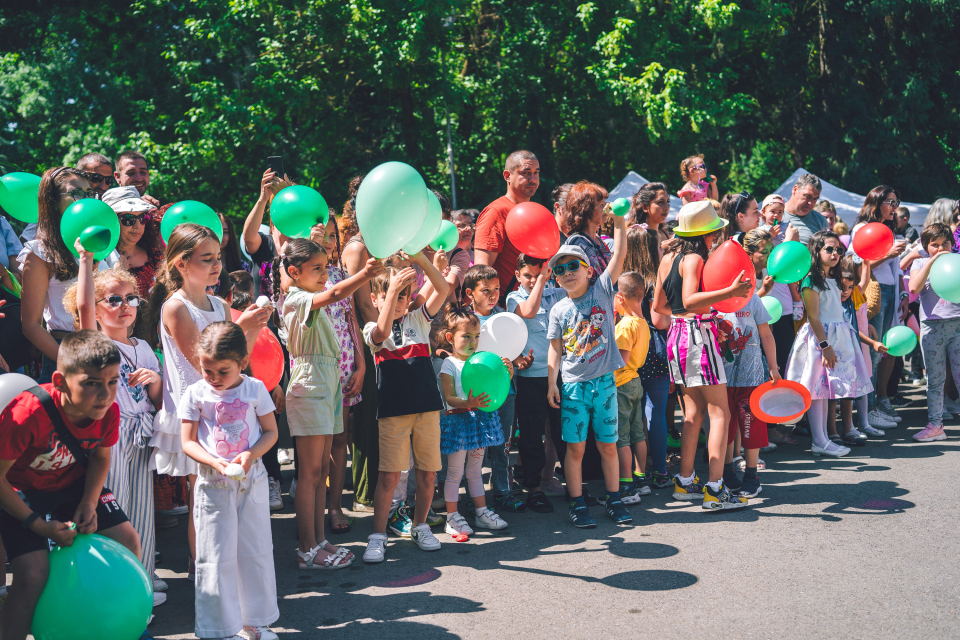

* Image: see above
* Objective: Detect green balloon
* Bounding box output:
[610,197,630,217]
[0,172,42,223]
[79,225,112,253]
[883,325,917,357]
[271,185,329,239]
[403,190,442,254]
[160,201,222,244]
[61,199,120,260]
[32,533,152,640]
[430,219,460,252]
[767,241,811,284]
[761,295,783,324]
[929,253,960,303]
[355,161,428,258]
[461,351,511,412]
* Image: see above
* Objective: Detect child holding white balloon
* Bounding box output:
[179,321,280,640]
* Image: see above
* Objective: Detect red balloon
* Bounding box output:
[851,222,893,261]
[230,309,284,391]
[701,240,755,313]
[504,202,561,259]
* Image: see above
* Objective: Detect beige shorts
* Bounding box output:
[378,411,442,472]
[285,359,343,437]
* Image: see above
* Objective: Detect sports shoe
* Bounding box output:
[241,626,279,640]
[564,490,600,506]
[672,476,705,501]
[878,398,902,421]
[611,484,642,505]
[944,397,960,414]
[152,572,168,592]
[277,448,291,464]
[153,592,166,607]
[268,478,283,511]
[861,425,885,437]
[411,523,441,551]
[868,410,897,428]
[759,442,778,453]
[474,508,509,530]
[387,502,413,537]
[738,474,762,498]
[567,497,597,528]
[703,482,749,510]
[445,512,474,536]
[913,423,947,442]
[604,494,633,524]
[425,507,444,527]
[492,493,528,513]
[541,476,566,496]
[651,472,673,489]
[363,533,388,563]
[811,441,851,457]
[525,490,554,513]
[351,501,374,513]
[666,432,682,449]
[632,474,652,496]
[889,394,911,408]
[723,468,742,492]
[289,477,297,501]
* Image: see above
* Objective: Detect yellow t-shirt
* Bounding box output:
[614,315,650,387]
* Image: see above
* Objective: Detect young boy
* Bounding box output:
[230,269,255,311]
[362,252,449,563]
[547,206,629,528]
[613,272,651,505]
[506,254,567,512]
[0,330,141,640]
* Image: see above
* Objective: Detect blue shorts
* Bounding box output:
[560,373,618,444]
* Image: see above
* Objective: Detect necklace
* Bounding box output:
[117,339,139,371]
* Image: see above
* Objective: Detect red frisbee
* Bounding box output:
[749,380,811,424]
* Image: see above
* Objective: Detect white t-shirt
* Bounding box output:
[438,356,468,412]
[177,376,276,461]
[114,338,161,414]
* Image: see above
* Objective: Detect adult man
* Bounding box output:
[76,152,115,198]
[115,150,160,207]
[781,173,827,245]
[475,150,540,304]
[896,206,919,243]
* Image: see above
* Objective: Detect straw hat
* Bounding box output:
[673,200,728,237]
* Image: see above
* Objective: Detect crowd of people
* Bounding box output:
[0,147,957,640]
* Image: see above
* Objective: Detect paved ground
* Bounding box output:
[18,382,960,639]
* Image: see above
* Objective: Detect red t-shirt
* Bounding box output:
[475,195,521,302]
[0,384,119,492]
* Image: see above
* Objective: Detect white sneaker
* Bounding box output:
[878,398,902,421]
[152,572,168,592]
[277,448,291,464]
[944,397,960,414]
[241,625,279,640]
[411,523,442,550]
[352,501,374,513]
[268,478,283,511]
[289,477,297,501]
[363,533,388,563]
[444,512,474,536]
[620,485,643,505]
[862,425,885,437]
[868,410,897,428]
[812,441,851,457]
[153,591,167,607]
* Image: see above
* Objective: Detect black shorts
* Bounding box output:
[0,479,129,561]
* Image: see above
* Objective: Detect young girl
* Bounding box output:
[278,238,382,569]
[653,201,753,509]
[179,322,280,640]
[148,223,271,576]
[437,305,511,536]
[786,229,874,457]
[677,155,719,205]
[66,247,165,605]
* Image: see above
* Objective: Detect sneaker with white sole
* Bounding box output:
[913,423,947,442]
[862,425,885,437]
[152,573,168,592]
[847,427,868,440]
[878,398,902,421]
[411,523,442,550]
[153,592,166,607]
[241,626,279,640]
[268,478,283,511]
[868,410,897,428]
[618,484,643,505]
[445,512,474,536]
[474,508,509,530]
[363,533,388,563]
[944,397,960,414]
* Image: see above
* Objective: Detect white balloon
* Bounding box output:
[477,314,529,361]
[0,373,38,411]
[224,463,246,480]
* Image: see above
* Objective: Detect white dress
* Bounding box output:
[150,291,225,475]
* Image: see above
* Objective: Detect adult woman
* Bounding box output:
[718,191,761,244]
[218,211,251,274]
[630,182,672,253]
[20,167,118,382]
[102,186,164,297]
[552,183,574,243]
[564,181,611,285]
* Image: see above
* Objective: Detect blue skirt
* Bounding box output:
[440,410,505,455]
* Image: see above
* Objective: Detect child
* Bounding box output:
[437,305,512,535]
[758,194,785,242]
[786,229,874,457]
[613,272,651,503]
[0,331,142,640]
[908,223,960,442]
[547,191,630,528]
[279,238,381,568]
[66,246,165,605]
[652,201,753,510]
[230,270,255,311]
[677,154,719,205]
[506,254,567,511]
[362,251,450,563]
[179,322,280,640]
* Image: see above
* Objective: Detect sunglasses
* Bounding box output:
[883,198,900,208]
[693,164,706,171]
[97,294,141,308]
[85,173,116,187]
[62,188,97,201]
[822,246,841,255]
[735,191,753,212]
[552,260,588,276]
[119,212,150,226]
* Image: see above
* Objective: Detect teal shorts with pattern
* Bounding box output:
[560,373,618,444]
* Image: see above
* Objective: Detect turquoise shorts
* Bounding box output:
[560,373,618,444]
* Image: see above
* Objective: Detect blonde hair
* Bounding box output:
[833,221,850,236]
[64,267,143,331]
[680,155,705,182]
[742,228,773,255]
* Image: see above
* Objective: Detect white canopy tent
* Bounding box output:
[606,171,683,220]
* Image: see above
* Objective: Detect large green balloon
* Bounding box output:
[430,219,460,252]
[883,325,917,357]
[355,161,428,258]
[160,201,222,244]
[0,172,42,223]
[61,199,121,260]
[760,295,783,324]
[32,533,152,640]
[929,253,960,303]
[403,190,442,254]
[461,351,511,412]
[767,241,811,284]
[271,185,329,239]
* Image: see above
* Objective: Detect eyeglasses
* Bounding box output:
[118,212,150,226]
[97,294,141,308]
[62,188,97,201]
[883,198,900,208]
[822,246,841,255]
[85,173,116,187]
[552,260,588,276]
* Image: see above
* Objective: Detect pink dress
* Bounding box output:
[677,180,709,202]
[325,265,362,406]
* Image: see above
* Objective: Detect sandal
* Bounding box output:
[297,544,354,570]
[768,434,798,446]
[328,511,352,534]
[829,433,843,445]
[319,539,354,562]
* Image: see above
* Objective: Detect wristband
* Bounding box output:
[899,291,909,300]
[818,340,830,350]
[21,511,41,530]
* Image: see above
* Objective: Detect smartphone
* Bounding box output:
[267,156,284,179]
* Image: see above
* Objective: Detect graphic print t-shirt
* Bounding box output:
[717,294,772,387]
[547,271,625,383]
[178,376,275,461]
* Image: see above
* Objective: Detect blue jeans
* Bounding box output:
[486,394,515,497]
[868,283,897,410]
[642,377,671,475]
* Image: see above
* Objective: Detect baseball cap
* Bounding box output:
[761,194,785,211]
[547,245,589,271]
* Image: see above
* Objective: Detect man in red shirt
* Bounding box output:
[475,150,541,305]
[0,330,140,640]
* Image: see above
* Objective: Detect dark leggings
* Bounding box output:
[770,313,795,375]
[643,377,671,475]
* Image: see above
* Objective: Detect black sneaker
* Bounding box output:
[567,497,597,528]
[604,495,633,524]
[723,469,743,492]
[525,490,554,513]
[889,394,912,408]
[492,494,528,513]
[651,472,673,489]
[738,475,762,498]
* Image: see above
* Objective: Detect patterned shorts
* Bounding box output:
[666,315,727,388]
[560,373,618,444]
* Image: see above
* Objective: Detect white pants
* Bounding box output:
[193,460,278,638]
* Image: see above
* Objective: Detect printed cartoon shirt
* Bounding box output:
[0,384,119,493]
[547,271,625,383]
[178,376,275,461]
[717,294,772,387]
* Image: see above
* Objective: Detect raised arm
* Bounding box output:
[75,240,97,331]
[309,258,383,310]
[369,267,417,344]
[605,209,628,282]
[909,251,944,295]
[409,251,450,317]
[342,239,379,325]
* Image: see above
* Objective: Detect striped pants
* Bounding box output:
[105,415,156,577]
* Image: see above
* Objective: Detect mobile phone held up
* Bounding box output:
[267,156,284,180]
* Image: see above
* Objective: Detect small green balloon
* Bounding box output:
[461,351,511,412]
[61,199,120,260]
[403,190,442,254]
[883,325,917,357]
[160,201,222,244]
[0,172,42,223]
[79,225,112,253]
[610,197,630,217]
[430,220,460,252]
[767,241,811,284]
[271,185,329,239]
[761,295,783,324]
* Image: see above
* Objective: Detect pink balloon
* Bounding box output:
[907,314,920,338]
[839,234,850,248]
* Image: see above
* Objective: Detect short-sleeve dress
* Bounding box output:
[325,265,362,407]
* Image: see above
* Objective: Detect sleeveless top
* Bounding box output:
[663,254,689,315]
